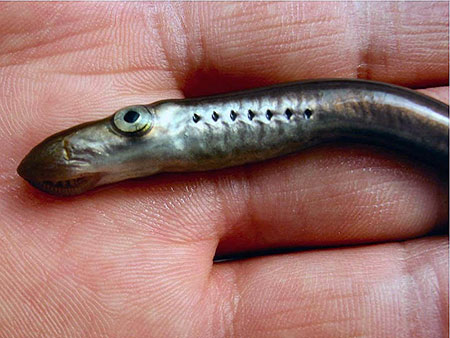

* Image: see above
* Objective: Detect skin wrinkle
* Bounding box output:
[352,2,448,86]
[399,243,424,337]
[152,5,191,88]
[224,265,241,338]
[0,25,112,60]
[224,262,243,338]
[210,166,251,244]
[229,165,264,251]
[400,240,449,336]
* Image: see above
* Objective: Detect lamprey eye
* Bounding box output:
[113,105,153,135]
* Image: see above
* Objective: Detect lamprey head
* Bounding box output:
[18,105,159,196]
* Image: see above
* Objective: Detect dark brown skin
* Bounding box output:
[1,2,449,337]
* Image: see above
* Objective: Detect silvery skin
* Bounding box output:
[17,79,449,196]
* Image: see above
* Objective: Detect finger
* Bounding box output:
[171,1,449,95]
[419,86,449,104]
[214,146,448,256]
[210,236,448,337]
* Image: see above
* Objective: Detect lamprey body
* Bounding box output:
[18,79,449,196]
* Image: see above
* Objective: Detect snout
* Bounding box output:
[17,135,69,183]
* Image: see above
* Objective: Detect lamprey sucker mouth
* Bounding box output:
[23,174,101,196]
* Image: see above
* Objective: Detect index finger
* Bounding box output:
[160,1,449,96]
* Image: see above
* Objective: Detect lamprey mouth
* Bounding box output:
[25,174,100,196]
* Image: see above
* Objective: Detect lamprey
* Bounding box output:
[17,79,449,196]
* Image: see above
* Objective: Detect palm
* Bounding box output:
[1,3,448,337]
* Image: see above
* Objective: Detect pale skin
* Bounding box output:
[0,2,448,337]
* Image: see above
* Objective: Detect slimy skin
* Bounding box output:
[17,79,449,196]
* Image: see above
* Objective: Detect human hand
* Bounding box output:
[1,2,448,337]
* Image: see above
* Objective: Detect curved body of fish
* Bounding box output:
[17,79,449,196]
